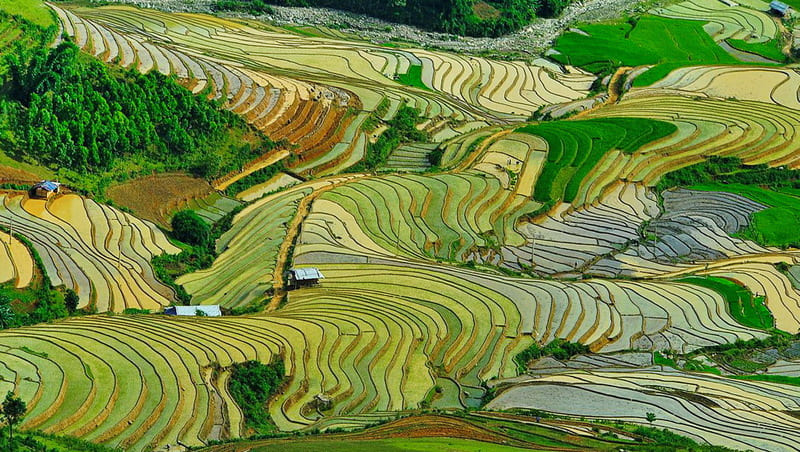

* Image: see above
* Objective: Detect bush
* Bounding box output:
[513,338,589,373]
[229,360,286,433]
[171,210,211,247]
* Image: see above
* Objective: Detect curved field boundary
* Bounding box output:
[488,367,800,451]
[0,230,34,288]
[652,0,778,43]
[631,66,800,111]
[0,193,179,311]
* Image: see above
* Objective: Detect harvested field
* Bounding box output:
[0,164,40,184]
[105,173,214,227]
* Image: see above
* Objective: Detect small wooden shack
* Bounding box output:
[30,180,61,199]
[287,267,324,289]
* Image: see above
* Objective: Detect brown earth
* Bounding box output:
[200,414,537,451]
[473,1,501,19]
[0,164,40,184]
[106,173,214,227]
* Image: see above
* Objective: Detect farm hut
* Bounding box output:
[287,267,324,289]
[770,0,791,16]
[30,180,61,199]
[164,305,222,317]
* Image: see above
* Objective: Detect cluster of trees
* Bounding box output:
[514,338,590,373]
[657,157,800,191]
[1,42,274,180]
[228,360,286,433]
[352,105,427,171]
[215,0,569,37]
[152,206,246,305]
[0,286,81,331]
[213,0,275,14]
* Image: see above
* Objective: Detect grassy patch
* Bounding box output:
[732,374,800,387]
[472,1,501,19]
[516,117,676,204]
[0,0,55,28]
[726,38,786,62]
[552,16,737,77]
[679,275,774,330]
[396,64,429,90]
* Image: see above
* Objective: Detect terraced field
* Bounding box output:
[0,257,772,449]
[49,3,593,177]
[653,0,779,44]
[488,368,800,451]
[3,1,800,451]
[0,192,179,311]
[176,187,309,308]
[0,231,34,288]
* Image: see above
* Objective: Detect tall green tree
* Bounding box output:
[64,289,80,314]
[0,295,13,329]
[1,392,26,441]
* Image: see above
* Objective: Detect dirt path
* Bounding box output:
[572,65,631,120]
[213,148,290,191]
[266,175,367,311]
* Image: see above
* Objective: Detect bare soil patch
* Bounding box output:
[0,164,40,184]
[473,1,501,19]
[106,173,213,227]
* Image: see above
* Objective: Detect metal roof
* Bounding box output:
[165,305,222,316]
[34,180,60,192]
[290,267,325,281]
[770,0,790,12]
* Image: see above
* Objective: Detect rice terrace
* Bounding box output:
[1,0,800,450]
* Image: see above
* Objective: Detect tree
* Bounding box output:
[1,392,26,441]
[646,412,657,424]
[0,295,13,329]
[64,289,80,314]
[171,210,211,247]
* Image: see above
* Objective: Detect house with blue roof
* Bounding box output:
[770,0,791,16]
[31,180,61,199]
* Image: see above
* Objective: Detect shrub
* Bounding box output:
[171,210,211,247]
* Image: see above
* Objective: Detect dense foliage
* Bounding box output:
[514,338,589,373]
[229,360,286,433]
[657,157,800,191]
[0,41,274,182]
[215,0,568,37]
[171,210,212,247]
[352,105,427,171]
[0,430,117,452]
[213,0,275,14]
